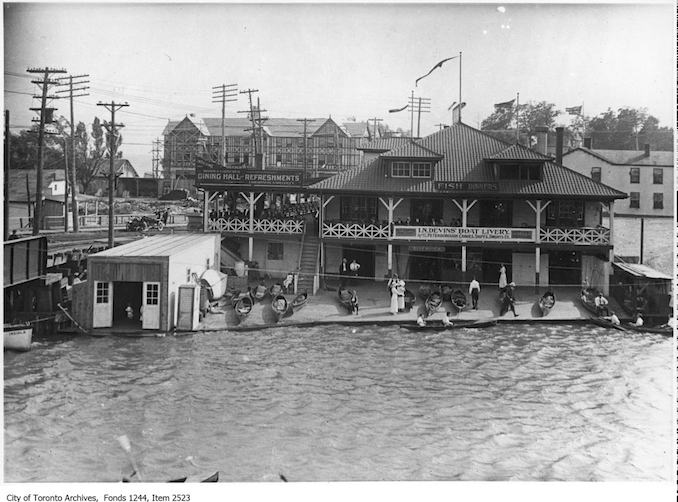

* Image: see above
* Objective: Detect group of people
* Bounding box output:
[339,258,361,287]
[387,274,407,314]
[154,208,171,224]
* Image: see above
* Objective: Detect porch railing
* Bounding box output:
[322,221,390,239]
[209,217,305,234]
[539,226,610,246]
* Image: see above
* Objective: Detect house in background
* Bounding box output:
[6,169,70,231]
[88,158,151,197]
[562,143,673,218]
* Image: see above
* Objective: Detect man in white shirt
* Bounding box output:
[634,313,644,327]
[605,311,620,325]
[468,277,481,310]
[594,292,609,316]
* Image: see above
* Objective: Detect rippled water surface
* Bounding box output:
[3,324,673,482]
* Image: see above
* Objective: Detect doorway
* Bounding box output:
[341,245,375,280]
[113,281,143,327]
[549,251,581,286]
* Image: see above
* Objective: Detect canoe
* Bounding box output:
[580,295,599,316]
[124,471,219,483]
[338,287,359,315]
[589,317,627,331]
[291,290,308,311]
[450,289,467,312]
[269,283,283,297]
[3,323,33,352]
[425,292,442,317]
[622,323,674,336]
[252,284,268,302]
[538,291,556,316]
[401,320,497,332]
[234,295,253,320]
[271,294,288,322]
[403,289,416,311]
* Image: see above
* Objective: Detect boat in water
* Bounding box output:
[338,287,359,315]
[538,291,556,316]
[3,323,33,352]
[621,322,673,337]
[401,319,497,332]
[271,294,288,322]
[291,290,308,311]
[123,471,219,483]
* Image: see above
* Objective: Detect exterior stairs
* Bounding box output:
[296,234,319,294]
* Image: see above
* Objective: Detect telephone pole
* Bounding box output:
[296,118,312,178]
[369,117,383,140]
[211,83,237,165]
[238,89,267,169]
[97,101,129,248]
[4,110,10,240]
[55,73,89,232]
[27,67,66,234]
[152,138,162,178]
[408,94,431,138]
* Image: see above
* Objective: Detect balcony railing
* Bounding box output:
[322,222,390,239]
[539,226,610,246]
[209,217,304,234]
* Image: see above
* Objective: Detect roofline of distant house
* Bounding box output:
[563,147,674,167]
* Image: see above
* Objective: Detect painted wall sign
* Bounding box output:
[195,165,303,188]
[394,226,535,242]
[435,181,499,192]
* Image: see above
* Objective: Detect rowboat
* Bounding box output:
[291,290,308,311]
[251,283,268,302]
[450,289,467,312]
[271,294,288,322]
[538,291,556,316]
[338,287,359,315]
[123,471,219,483]
[403,289,416,312]
[3,323,33,352]
[622,323,674,337]
[234,295,253,320]
[580,293,599,316]
[425,292,442,317]
[589,316,627,331]
[401,319,497,332]
[269,283,283,297]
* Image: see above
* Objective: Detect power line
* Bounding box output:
[212,82,238,165]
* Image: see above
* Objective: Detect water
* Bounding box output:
[3,324,673,482]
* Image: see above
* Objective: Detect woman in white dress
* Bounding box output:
[498,264,507,292]
[389,274,399,314]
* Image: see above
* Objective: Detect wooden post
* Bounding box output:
[608,200,615,264]
[202,189,209,232]
[535,200,541,291]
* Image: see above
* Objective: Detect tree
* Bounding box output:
[586,107,673,150]
[77,117,107,194]
[9,128,64,170]
[481,100,560,144]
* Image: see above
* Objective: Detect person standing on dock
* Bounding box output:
[505,282,518,317]
[389,275,399,315]
[469,277,481,310]
[396,278,406,312]
[339,258,349,287]
[498,264,507,292]
[349,259,360,278]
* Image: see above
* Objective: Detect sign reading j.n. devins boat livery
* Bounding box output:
[195,167,304,188]
[393,226,535,242]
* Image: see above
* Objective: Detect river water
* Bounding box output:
[3,323,673,482]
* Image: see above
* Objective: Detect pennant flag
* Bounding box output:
[388,104,408,113]
[494,99,515,110]
[447,101,457,111]
[566,105,582,115]
[415,56,459,87]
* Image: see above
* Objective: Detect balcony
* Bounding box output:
[209,217,305,234]
[539,226,610,246]
[322,221,390,239]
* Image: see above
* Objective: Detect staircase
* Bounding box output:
[297,234,319,294]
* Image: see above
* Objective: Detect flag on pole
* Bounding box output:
[494,99,515,110]
[415,56,459,87]
[565,105,582,115]
[388,104,408,113]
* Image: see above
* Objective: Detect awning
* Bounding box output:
[612,262,671,280]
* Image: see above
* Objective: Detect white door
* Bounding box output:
[92,281,113,328]
[142,282,160,330]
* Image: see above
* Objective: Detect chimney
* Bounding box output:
[535,126,549,155]
[583,137,592,149]
[644,143,650,157]
[555,127,564,165]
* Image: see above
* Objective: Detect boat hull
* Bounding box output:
[4,325,33,352]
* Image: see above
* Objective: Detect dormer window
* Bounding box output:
[391,161,432,178]
[497,163,541,181]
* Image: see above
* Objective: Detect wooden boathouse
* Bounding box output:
[73,234,220,331]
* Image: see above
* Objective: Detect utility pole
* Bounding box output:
[97,101,129,248]
[408,95,431,138]
[238,89,267,169]
[238,89,259,167]
[152,138,162,178]
[27,67,66,235]
[55,73,89,233]
[211,83,237,165]
[4,110,9,240]
[296,118,312,179]
[410,90,414,139]
[369,117,383,140]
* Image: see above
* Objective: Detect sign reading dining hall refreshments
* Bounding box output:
[393,226,535,242]
[195,168,303,188]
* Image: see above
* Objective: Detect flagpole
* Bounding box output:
[458,51,462,123]
[515,92,520,144]
[410,90,414,138]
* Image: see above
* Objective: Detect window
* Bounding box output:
[629,192,640,208]
[146,283,159,305]
[412,162,432,178]
[653,168,663,184]
[243,154,249,165]
[340,197,378,222]
[233,154,240,163]
[411,199,443,225]
[392,162,411,177]
[545,200,584,227]
[95,282,109,304]
[629,167,640,184]
[498,163,541,181]
[653,193,663,209]
[591,167,601,182]
[285,138,293,148]
[275,154,282,164]
[267,242,284,260]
